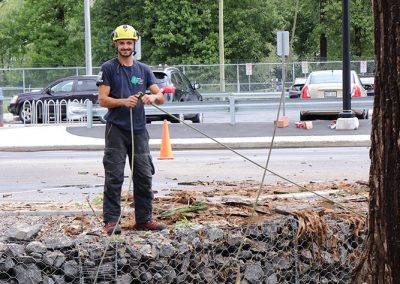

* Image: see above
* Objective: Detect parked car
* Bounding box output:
[288,78,306,98]
[8,67,203,124]
[301,70,366,99]
[8,75,100,123]
[360,77,374,96]
[147,66,203,123]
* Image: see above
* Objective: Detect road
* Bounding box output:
[0,148,370,202]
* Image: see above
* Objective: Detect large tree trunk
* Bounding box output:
[352,0,400,283]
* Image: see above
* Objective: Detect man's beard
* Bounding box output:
[118,49,134,57]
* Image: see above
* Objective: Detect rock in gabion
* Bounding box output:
[5,223,43,242]
[0,216,365,283]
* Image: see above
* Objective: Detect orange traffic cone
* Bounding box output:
[158,119,174,160]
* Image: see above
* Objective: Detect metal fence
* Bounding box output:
[0,60,375,97]
[18,99,106,125]
[0,213,366,283]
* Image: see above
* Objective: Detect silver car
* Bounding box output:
[301,70,366,99]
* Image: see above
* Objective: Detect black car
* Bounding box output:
[148,67,203,123]
[8,67,203,124]
[8,75,99,123]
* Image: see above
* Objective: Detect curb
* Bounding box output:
[152,135,371,150]
[0,123,371,152]
[0,135,371,152]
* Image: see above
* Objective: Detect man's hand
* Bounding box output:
[123,95,140,108]
[140,94,158,105]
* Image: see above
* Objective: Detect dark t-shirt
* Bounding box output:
[96,58,157,133]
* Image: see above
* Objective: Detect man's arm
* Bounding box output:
[98,85,140,108]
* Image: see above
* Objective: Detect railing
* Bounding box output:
[13,91,373,127]
[63,93,373,127]
[19,99,106,125]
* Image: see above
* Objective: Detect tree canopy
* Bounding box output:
[0,0,374,67]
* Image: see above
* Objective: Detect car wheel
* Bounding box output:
[191,113,203,123]
[18,104,33,124]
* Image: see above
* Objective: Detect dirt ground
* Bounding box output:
[0,179,369,239]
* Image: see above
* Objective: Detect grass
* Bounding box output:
[173,217,196,229]
[91,193,103,206]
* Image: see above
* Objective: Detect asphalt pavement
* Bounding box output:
[0,113,372,151]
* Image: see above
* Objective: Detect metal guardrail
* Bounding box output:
[14,91,373,127]
[201,91,288,100]
[64,93,373,127]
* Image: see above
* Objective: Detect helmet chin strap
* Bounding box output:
[132,44,137,56]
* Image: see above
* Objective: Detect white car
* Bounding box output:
[301,70,366,99]
[360,77,374,96]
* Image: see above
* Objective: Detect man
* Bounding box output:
[97,24,166,235]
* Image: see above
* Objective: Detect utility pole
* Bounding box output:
[84,0,92,75]
[218,0,225,92]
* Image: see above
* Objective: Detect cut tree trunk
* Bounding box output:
[351,0,400,283]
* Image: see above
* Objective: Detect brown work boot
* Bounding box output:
[105,222,122,235]
[135,220,167,231]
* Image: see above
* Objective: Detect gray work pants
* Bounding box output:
[103,123,155,224]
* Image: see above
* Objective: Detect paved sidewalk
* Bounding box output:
[0,118,371,151]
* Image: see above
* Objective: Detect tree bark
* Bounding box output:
[352,0,400,283]
[354,27,362,58]
[320,33,327,60]
[319,0,327,60]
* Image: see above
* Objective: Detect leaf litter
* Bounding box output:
[0,180,369,239]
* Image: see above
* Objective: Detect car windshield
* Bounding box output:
[310,72,342,84]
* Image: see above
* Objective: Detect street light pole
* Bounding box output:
[340,0,353,118]
[84,0,92,75]
[336,0,359,129]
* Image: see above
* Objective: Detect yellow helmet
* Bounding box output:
[112,25,139,42]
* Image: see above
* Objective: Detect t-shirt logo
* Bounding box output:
[131,76,143,85]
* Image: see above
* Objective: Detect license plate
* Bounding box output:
[324,91,337,98]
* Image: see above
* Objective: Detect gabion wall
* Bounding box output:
[0,215,365,284]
